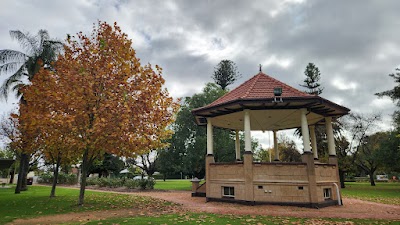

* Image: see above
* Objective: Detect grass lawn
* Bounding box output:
[342,182,400,205]
[0,185,175,224]
[154,179,192,191]
[71,212,399,225]
[2,182,400,224]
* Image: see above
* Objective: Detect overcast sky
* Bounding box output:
[1,0,399,149]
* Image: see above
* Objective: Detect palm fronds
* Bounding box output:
[0,29,63,100]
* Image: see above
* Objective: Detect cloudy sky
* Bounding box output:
[1,0,399,149]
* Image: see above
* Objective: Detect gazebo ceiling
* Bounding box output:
[192,72,350,130]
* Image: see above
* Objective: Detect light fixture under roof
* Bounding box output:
[273,87,283,102]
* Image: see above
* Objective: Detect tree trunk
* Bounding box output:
[369,172,376,186]
[339,170,346,188]
[9,168,15,184]
[15,153,27,194]
[21,154,30,191]
[50,154,62,198]
[163,173,166,182]
[78,149,89,206]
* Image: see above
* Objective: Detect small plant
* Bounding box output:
[138,178,156,190]
[97,177,109,187]
[108,178,124,188]
[38,172,78,184]
[96,177,124,188]
[146,178,155,189]
[138,179,147,189]
[58,173,78,184]
[86,177,99,186]
[38,173,53,184]
[124,179,138,189]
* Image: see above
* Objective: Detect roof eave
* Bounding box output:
[192,96,350,126]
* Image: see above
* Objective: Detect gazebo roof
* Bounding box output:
[192,72,350,131]
[208,72,311,107]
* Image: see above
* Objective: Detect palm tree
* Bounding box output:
[0,29,63,99]
[0,29,63,193]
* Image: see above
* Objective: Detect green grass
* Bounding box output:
[342,182,400,205]
[0,185,176,224]
[154,179,192,191]
[69,212,400,225]
[2,182,400,224]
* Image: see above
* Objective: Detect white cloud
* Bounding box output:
[269,0,306,18]
[332,77,358,91]
[262,55,293,69]
[370,98,393,108]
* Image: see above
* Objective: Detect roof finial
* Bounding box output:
[259,64,262,72]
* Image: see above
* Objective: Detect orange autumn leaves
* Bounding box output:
[20,21,179,160]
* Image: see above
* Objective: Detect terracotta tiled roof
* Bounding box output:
[208,72,312,107]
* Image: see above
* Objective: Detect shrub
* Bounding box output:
[97,177,109,187]
[146,178,155,189]
[108,178,124,188]
[86,177,98,186]
[38,172,78,185]
[58,173,78,184]
[138,178,155,190]
[38,173,53,184]
[124,179,138,189]
[96,177,124,188]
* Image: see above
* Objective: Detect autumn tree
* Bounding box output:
[21,21,178,205]
[212,60,241,90]
[39,125,79,197]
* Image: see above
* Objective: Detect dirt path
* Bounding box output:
[9,189,400,224]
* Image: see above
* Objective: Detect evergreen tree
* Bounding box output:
[375,68,400,129]
[212,60,241,90]
[300,63,323,95]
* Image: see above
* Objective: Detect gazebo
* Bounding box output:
[191,71,350,208]
[0,159,15,185]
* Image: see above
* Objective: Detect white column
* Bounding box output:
[235,130,241,160]
[273,130,279,161]
[310,125,318,159]
[207,118,213,155]
[244,109,252,152]
[325,117,336,156]
[300,108,311,153]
